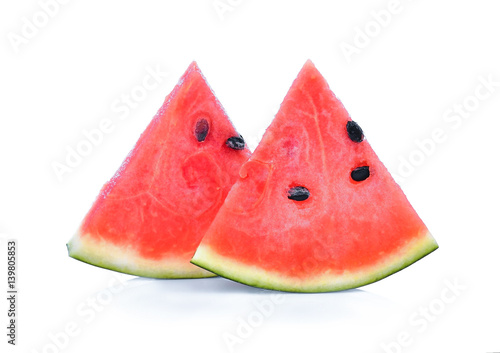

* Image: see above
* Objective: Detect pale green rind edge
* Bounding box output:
[191,231,438,292]
[67,232,216,279]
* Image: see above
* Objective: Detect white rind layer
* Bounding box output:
[191,230,438,292]
[68,231,216,278]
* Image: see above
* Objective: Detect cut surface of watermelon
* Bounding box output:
[67,62,251,278]
[191,60,438,292]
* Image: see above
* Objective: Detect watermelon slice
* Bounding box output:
[191,60,438,292]
[67,62,251,278]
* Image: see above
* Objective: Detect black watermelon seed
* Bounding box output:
[287,186,310,201]
[351,166,370,182]
[195,118,210,142]
[226,136,245,150]
[346,121,364,143]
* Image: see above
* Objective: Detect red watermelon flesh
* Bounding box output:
[67,62,251,278]
[191,60,438,292]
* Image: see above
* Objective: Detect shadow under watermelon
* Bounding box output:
[110,277,394,324]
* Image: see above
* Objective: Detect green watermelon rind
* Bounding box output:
[68,232,216,279]
[191,231,438,292]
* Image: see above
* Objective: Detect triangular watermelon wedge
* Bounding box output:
[67,62,251,278]
[191,60,438,292]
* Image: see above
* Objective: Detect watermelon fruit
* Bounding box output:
[67,62,251,278]
[191,60,438,292]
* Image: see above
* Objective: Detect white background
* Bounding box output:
[1,0,499,352]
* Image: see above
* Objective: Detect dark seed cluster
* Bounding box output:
[195,118,210,142]
[287,186,310,201]
[346,121,371,182]
[286,121,371,203]
[226,136,246,150]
